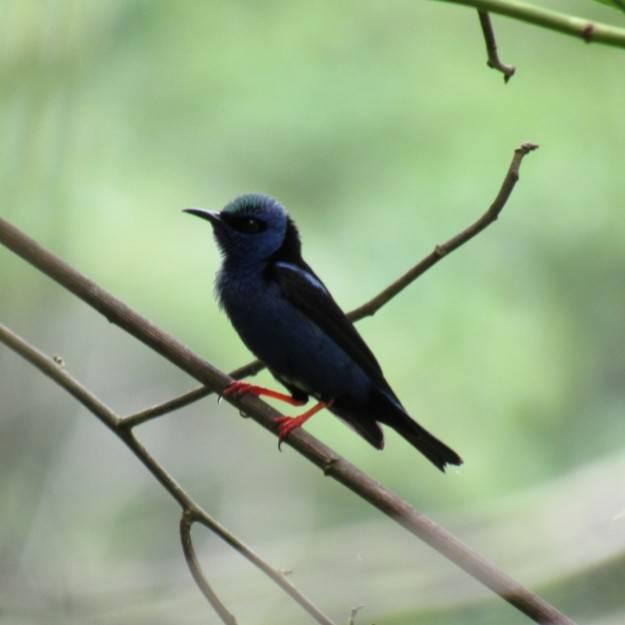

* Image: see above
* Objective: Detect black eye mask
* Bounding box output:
[221,213,267,234]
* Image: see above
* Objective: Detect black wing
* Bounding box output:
[267,260,393,393]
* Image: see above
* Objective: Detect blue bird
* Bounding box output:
[184,194,462,471]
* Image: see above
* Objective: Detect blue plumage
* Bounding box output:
[184,194,462,471]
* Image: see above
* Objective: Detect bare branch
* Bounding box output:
[0,143,576,624]
[190,508,337,625]
[477,10,516,82]
[0,323,337,625]
[120,360,265,429]
[122,385,213,429]
[0,323,121,432]
[180,512,238,625]
[124,143,538,424]
[346,142,538,319]
[434,0,625,49]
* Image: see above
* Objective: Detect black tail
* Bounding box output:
[375,392,463,472]
[391,414,462,472]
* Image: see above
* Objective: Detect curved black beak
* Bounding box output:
[183,208,221,225]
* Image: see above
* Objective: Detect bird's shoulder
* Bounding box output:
[264,257,393,391]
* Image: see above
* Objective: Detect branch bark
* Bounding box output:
[434,0,625,49]
[477,10,516,81]
[347,142,537,319]
[0,144,576,624]
[0,324,336,625]
[180,512,238,625]
[122,385,213,428]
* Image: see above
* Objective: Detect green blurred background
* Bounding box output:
[1,1,624,624]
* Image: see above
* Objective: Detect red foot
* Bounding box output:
[274,400,334,449]
[222,381,306,406]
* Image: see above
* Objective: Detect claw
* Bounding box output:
[220,381,308,406]
[223,381,253,398]
[273,400,334,450]
[274,415,303,450]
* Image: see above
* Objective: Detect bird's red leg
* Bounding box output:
[222,381,307,406]
[274,399,335,448]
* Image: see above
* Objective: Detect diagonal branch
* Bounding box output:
[434,0,625,49]
[0,323,337,625]
[122,142,538,426]
[477,10,516,81]
[347,142,537,319]
[0,145,576,624]
[122,385,213,429]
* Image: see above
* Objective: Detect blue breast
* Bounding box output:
[217,265,371,400]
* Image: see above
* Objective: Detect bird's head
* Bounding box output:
[184,194,295,264]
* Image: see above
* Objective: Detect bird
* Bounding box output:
[184,194,462,471]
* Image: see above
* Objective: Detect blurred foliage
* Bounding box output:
[1,1,625,624]
[594,0,625,14]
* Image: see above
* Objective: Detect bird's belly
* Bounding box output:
[222,282,369,400]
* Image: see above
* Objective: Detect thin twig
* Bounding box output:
[477,10,516,82]
[180,512,238,625]
[191,509,336,625]
[0,144,577,624]
[346,142,537,319]
[0,323,337,625]
[434,0,625,49]
[347,605,363,625]
[121,143,538,426]
[122,385,213,429]
[121,361,264,429]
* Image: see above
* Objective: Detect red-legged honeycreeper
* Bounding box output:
[184,194,462,472]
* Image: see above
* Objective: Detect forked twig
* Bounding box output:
[0,324,336,625]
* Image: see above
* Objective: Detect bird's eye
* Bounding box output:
[222,213,267,234]
[239,217,264,233]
